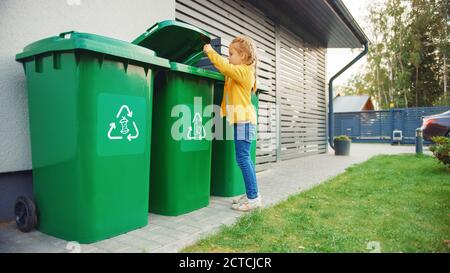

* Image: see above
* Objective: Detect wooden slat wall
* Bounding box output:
[176,0,277,172]
[277,26,327,160]
[176,0,328,168]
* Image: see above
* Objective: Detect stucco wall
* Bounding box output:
[0,0,175,173]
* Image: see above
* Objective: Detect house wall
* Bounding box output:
[176,0,278,172]
[276,26,328,159]
[363,100,375,111]
[175,0,328,168]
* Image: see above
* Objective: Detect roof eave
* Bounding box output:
[326,0,369,46]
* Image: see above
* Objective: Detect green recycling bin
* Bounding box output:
[210,82,260,197]
[133,21,223,216]
[15,31,170,243]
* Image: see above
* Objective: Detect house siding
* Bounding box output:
[176,0,327,166]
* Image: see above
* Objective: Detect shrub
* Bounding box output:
[334,135,351,142]
[429,136,450,170]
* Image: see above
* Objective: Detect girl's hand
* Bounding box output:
[203,44,213,53]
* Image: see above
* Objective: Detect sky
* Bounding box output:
[326,0,378,86]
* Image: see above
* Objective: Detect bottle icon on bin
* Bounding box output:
[119,116,130,135]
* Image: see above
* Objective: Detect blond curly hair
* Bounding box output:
[230,36,258,92]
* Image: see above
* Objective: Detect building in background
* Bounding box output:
[333,95,375,112]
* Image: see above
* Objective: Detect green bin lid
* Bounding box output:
[169,62,224,81]
[132,20,211,66]
[16,31,170,68]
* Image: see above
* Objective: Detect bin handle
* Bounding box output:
[145,22,159,34]
[59,31,75,39]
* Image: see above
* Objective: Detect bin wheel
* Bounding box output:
[14,196,38,232]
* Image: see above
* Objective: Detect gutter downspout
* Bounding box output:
[326,0,369,149]
[328,42,368,149]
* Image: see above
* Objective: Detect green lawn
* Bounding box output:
[183,154,450,253]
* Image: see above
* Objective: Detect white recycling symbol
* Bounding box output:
[107,105,139,141]
[186,112,206,140]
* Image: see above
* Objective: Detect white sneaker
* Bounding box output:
[231,197,262,212]
[231,194,262,205]
[231,194,247,205]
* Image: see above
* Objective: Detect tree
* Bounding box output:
[345,0,449,109]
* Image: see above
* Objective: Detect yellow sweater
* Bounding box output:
[205,48,257,125]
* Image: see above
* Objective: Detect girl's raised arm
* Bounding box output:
[203,44,250,84]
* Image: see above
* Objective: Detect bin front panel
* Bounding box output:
[150,71,214,216]
[97,93,147,156]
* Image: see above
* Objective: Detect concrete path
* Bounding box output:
[0,144,427,253]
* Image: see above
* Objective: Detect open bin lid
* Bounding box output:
[16,31,170,68]
[170,62,224,81]
[132,20,211,66]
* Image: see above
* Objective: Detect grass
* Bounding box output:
[182,154,450,253]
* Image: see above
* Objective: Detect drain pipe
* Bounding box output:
[327,0,369,149]
[328,42,368,149]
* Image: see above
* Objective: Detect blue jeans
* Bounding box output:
[234,123,259,199]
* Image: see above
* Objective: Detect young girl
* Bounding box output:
[203,37,261,211]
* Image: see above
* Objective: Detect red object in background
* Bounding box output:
[421,111,450,140]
